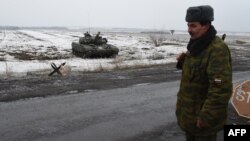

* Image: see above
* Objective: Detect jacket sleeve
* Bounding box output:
[199,43,232,128]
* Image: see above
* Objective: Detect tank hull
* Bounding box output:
[72,42,119,58]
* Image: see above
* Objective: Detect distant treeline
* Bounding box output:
[0,26,19,30]
[141,31,171,34]
[22,26,68,30]
[0,26,68,30]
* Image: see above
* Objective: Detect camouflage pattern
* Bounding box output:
[72,32,118,58]
[176,36,232,135]
[72,42,119,58]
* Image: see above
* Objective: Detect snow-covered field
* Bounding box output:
[0,29,250,77]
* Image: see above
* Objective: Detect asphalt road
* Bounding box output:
[0,71,250,141]
[0,79,182,141]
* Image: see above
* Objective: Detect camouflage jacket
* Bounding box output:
[176,36,232,135]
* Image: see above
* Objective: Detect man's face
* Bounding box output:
[187,22,209,39]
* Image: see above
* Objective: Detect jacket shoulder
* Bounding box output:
[210,36,229,50]
[206,36,232,66]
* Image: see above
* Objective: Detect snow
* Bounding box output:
[0,29,249,78]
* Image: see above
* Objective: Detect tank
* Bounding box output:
[72,32,119,58]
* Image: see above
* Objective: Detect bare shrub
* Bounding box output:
[8,52,34,60]
[161,42,182,46]
[0,57,5,61]
[148,51,165,60]
[110,56,124,70]
[149,33,167,47]
[5,61,13,77]
[93,63,104,72]
[8,51,71,60]
[111,56,124,64]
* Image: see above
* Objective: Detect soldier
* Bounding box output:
[94,31,108,45]
[176,5,232,141]
[79,32,92,44]
[84,31,91,37]
[94,32,101,45]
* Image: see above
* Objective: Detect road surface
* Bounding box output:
[0,71,250,141]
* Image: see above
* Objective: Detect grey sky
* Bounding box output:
[1,0,250,32]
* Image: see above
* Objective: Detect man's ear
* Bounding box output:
[205,24,211,31]
[202,24,210,32]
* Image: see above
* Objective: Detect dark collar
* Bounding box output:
[187,25,217,56]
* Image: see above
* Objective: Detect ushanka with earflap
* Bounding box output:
[186,5,214,22]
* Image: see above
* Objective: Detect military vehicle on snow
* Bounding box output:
[72,32,119,58]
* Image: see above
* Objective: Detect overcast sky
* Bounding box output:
[1,0,250,32]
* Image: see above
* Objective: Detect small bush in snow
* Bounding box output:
[149,34,167,47]
[148,51,165,60]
